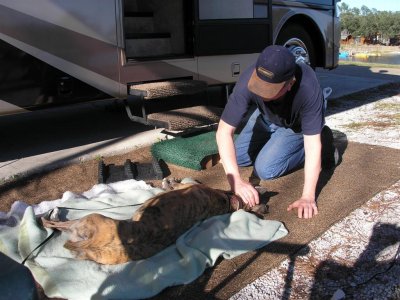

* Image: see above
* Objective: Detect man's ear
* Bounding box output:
[288,77,296,90]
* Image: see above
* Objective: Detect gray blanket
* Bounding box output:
[0,179,288,299]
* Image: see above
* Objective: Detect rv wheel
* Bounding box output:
[276,24,316,69]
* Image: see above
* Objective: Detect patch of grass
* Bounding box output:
[344,110,400,129]
[375,102,400,111]
[376,113,395,119]
[379,113,400,125]
[344,118,398,129]
[0,174,22,186]
[94,155,104,161]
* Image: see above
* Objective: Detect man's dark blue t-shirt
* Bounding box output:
[221,62,324,135]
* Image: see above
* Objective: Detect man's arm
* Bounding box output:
[287,133,321,218]
[216,120,259,206]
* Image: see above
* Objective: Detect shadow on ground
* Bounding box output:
[310,223,400,299]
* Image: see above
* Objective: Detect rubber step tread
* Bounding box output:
[130,80,207,100]
[147,105,223,131]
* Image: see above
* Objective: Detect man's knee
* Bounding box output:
[236,154,253,167]
[254,162,284,180]
[254,155,304,180]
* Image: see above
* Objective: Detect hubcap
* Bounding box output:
[283,38,310,65]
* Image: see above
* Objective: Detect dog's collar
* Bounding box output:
[227,193,244,211]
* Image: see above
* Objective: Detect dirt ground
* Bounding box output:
[1,82,398,213]
[0,83,399,299]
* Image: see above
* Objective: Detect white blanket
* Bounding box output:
[0,179,288,299]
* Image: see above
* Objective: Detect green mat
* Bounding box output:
[151,131,219,170]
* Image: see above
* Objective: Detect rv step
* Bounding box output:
[147,105,223,131]
[129,80,207,100]
[124,80,212,128]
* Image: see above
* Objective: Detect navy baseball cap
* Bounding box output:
[248,45,296,99]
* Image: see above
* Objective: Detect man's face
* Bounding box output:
[261,78,295,102]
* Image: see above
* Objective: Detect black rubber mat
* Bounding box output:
[147,105,223,131]
[98,159,163,183]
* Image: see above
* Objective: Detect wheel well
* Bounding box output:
[277,15,325,67]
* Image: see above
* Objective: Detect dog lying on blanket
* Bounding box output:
[41,180,268,265]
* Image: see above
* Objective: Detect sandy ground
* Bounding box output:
[231,85,400,299]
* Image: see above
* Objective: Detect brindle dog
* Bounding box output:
[42,181,268,265]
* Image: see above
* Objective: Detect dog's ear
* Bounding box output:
[254,186,268,195]
[255,187,277,205]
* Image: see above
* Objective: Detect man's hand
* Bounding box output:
[229,175,259,207]
[290,134,321,219]
[216,120,260,208]
[287,196,318,219]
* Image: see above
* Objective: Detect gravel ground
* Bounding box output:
[231,89,400,299]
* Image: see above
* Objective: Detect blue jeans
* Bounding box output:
[235,109,305,180]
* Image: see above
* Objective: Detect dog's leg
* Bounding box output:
[41,218,80,231]
[161,178,173,190]
[162,178,198,191]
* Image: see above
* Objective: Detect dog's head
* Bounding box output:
[225,191,269,216]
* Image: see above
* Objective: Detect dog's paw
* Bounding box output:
[161,177,183,190]
[42,207,60,221]
[161,178,172,190]
[180,178,199,185]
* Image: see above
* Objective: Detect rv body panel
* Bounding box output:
[120,58,199,85]
[197,53,259,85]
[0,0,339,116]
[0,1,121,97]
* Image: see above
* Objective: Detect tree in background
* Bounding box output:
[340,3,400,44]
[340,3,361,37]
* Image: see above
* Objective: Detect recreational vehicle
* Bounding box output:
[0,0,340,129]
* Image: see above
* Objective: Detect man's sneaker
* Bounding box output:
[321,125,340,170]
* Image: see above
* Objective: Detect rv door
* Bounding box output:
[194,0,272,56]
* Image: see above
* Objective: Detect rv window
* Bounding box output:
[199,0,268,20]
[254,4,268,18]
[199,0,252,19]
